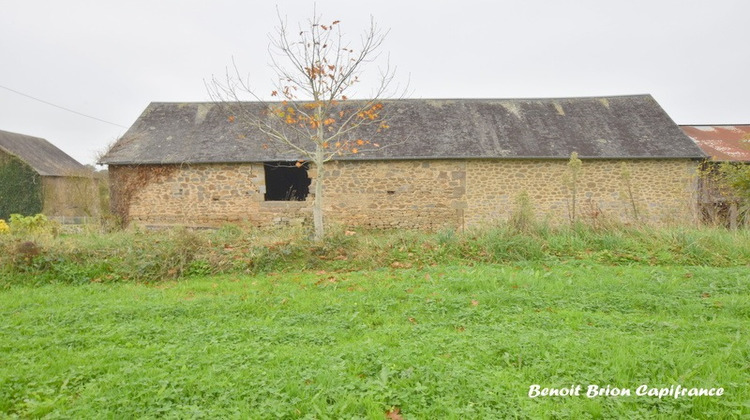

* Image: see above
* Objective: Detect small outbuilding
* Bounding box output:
[0,129,98,221]
[681,125,750,228]
[100,94,706,229]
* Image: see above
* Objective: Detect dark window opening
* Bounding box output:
[264,161,310,201]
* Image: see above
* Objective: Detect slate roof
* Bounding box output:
[680,125,750,162]
[100,94,706,165]
[0,129,86,176]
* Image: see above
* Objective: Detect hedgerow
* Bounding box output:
[1,222,749,287]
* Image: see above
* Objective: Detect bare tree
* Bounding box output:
[208,11,398,241]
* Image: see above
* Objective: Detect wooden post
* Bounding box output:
[729,201,739,231]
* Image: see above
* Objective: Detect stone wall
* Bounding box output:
[111,163,309,227]
[111,158,699,229]
[320,160,466,229]
[42,176,100,218]
[465,159,698,226]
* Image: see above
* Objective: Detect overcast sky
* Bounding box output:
[1,0,748,165]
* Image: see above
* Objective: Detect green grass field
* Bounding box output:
[2,261,748,418]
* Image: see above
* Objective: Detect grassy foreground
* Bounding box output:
[2,262,749,418]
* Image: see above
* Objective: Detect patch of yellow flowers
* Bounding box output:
[0,219,9,234]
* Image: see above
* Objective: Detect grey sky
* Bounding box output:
[1,0,748,165]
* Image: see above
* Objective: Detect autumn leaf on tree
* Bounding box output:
[207,12,400,242]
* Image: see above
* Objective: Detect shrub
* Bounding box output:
[119,228,207,282]
[14,241,42,266]
[8,214,59,237]
[0,219,9,234]
[717,161,750,223]
[509,191,536,233]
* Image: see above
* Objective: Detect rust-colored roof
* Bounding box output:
[680,125,750,162]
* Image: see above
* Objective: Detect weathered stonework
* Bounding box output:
[321,160,466,229]
[111,163,308,227]
[111,158,699,229]
[464,159,698,226]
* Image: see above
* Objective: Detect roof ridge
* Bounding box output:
[146,94,654,106]
[0,128,46,140]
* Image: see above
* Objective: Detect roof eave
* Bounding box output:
[101,155,707,166]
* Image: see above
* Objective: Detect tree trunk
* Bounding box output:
[312,142,325,242]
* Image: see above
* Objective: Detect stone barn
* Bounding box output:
[100,95,706,229]
[0,129,99,220]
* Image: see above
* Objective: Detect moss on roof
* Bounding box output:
[101,95,706,165]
